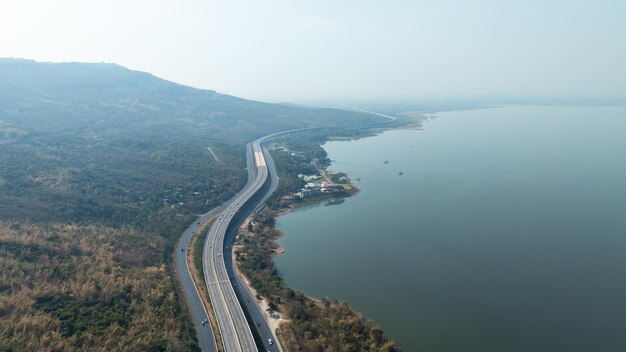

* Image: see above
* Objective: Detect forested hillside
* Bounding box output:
[0,58,378,230]
[0,59,381,350]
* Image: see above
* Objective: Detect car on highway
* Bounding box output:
[268,338,273,345]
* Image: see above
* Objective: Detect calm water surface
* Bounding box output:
[275,105,626,352]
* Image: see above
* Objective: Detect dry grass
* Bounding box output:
[0,221,192,352]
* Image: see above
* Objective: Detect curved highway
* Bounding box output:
[177,106,396,352]
[174,206,223,352]
[174,144,258,352]
[203,140,268,352]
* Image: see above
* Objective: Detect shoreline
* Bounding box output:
[234,194,403,351]
[269,186,359,255]
[231,115,429,351]
[232,219,287,342]
[233,142,403,350]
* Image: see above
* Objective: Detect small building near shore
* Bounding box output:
[298,174,322,181]
[294,186,322,199]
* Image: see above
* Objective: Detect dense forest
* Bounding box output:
[0,58,380,232]
[0,59,384,350]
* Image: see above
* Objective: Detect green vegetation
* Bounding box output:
[194,225,211,281]
[0,59,385,349]
[266,133,356,209]
[33,289,133,338]
[0,59,381,232]
[265,133,334,208]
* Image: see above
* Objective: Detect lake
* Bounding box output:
[274,105,626,352]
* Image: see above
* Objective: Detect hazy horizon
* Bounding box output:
[2,1,625,103]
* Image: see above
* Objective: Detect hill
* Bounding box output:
[0,59,381,351]
[0,58,379,227]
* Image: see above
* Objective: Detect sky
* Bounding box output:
[1,0,625,103]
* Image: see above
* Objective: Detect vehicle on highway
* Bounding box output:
[268,338,273,345]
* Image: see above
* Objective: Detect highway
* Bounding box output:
[174,140,279,352]
[224,141,282,352]
[174,144,260,352]
[176,106,395,352]
[203,139,269,352]
[197,112,395,351]
[174,206,223,352]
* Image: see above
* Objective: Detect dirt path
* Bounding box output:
[206,146,221,163]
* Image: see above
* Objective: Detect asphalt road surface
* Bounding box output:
[174,207,223,352]
[202,140,268,352]
[177,108,395,352]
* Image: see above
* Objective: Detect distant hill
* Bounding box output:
[0,59,381,228]
[0,58,378,140]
